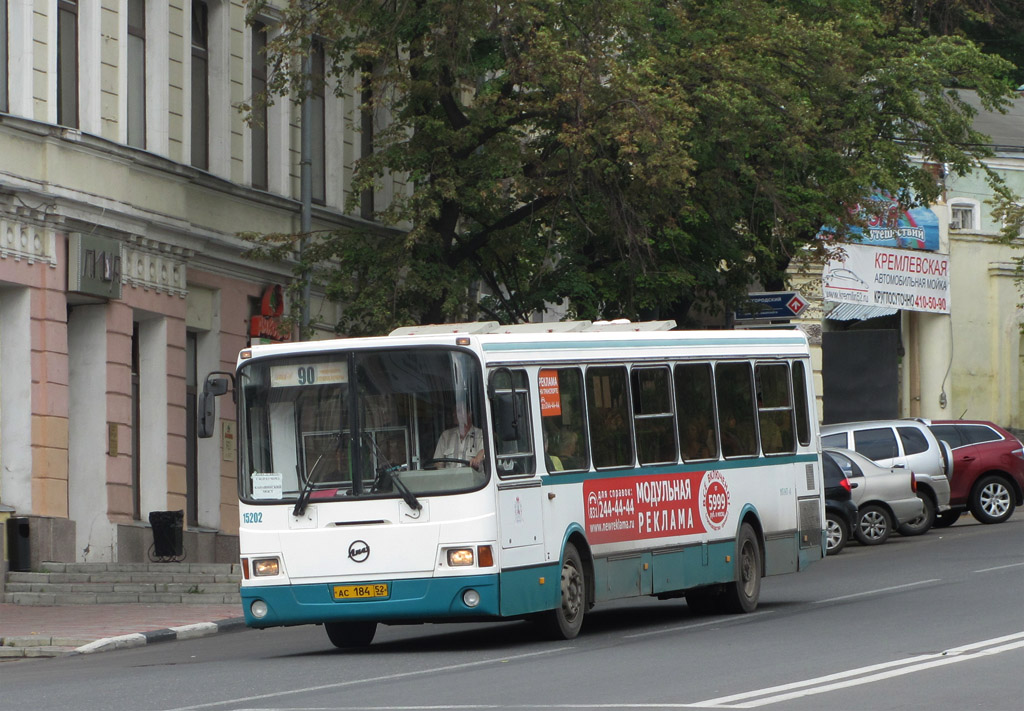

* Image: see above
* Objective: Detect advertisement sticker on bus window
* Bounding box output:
[583,470,730,544]
[252,472,284,500]
[539,369,562,416]
[270,362,348,388]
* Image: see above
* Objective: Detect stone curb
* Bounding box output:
[72,618,247,656]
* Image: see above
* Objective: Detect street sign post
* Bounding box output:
[734,291,808,321]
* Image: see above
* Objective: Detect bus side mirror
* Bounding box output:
[205,376,229,397]
[198,391,217,438]
[198,372,235,439]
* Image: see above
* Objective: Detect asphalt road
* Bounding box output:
[3,514,1022,711]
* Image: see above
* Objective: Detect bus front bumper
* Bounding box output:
[241,573,500,628]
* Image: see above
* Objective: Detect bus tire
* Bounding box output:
[541,542,586,640]
[723,523,761,614]
[325,620,377,648]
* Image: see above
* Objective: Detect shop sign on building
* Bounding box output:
[820,193,941,252]
[68,233,122,299]
[823,243,950,314]
[250,284,292,344]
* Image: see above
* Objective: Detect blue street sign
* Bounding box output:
[734,292,808,321]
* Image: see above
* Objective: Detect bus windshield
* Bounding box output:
[237,348,487,504]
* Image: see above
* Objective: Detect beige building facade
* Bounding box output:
[787,93,1024,431]
[1,1,393,568]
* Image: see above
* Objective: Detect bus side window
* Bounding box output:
[586,366,634,469]
[632,367,676,465]
[675,362,718,460]
[755,363,796,455]
[791,361,811,447]
[539,368,588,472]
[715,362,757,458]
[490,369,535,477]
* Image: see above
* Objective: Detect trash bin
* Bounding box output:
[148,510,184,558]
[7,517,31,572]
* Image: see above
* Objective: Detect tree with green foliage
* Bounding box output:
[247,0,1020,336]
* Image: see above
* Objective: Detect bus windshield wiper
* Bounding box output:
[364,433,421,511]
[293,457,321,517]
[293,434,341,517]
[386,465,422,511]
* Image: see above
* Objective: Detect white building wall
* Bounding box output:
[67,303,114,561]
[0,286,32,512]
[137,315,168,516]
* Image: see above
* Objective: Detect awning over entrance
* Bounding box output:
[825,303,898,321]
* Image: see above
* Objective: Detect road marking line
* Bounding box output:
[624,611,773,639]
[813,579,939,604]
[973,561,1024,573]
[692,631,1024,708]
[162,648,571,711]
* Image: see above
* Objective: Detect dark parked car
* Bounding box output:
[823,451,858,555]
[924,420,1024,525]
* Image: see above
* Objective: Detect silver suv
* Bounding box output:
[820,419,952,535]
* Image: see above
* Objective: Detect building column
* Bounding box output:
[0,287,32,512]
[137,315,169,519]
[68,303,113,560]
[990,261,1023,430]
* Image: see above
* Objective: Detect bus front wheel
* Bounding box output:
[541,542,585,640]
[325,620,377,648]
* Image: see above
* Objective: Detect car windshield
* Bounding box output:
[237,348,487,504]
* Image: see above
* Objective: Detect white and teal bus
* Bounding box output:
[200,321,824,647]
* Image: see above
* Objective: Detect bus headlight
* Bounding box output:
[252,558,280,576]
[250,600,269,618]
[447,548,474,566]
[463,589,481,608]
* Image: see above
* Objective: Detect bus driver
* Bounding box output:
[434,402,485,470]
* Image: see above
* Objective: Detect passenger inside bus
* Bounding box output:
[433,402,484,469]
[681,419,715,460]
[544,425,582,472]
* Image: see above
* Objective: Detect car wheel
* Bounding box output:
[898,494,935,536]
[539,542,586,639]
[325,621,377,648]
[933,509,962,528]
[854,504,892,545]
[970,474,1015,524]
[825,512,848,555]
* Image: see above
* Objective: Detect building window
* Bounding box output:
[251,21,268,189]
[950,203,976,231]
[127,0,146,148]
[310,41,326,203]
[191,1,209,169]
[360,65,373,218]
[57,0,78,128]
[1,0,8,113]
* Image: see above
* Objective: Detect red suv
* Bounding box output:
[925,420,1024,525]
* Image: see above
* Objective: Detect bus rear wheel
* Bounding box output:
[325,620,377,648]
[540,542,585,640]
[723,523,761,614]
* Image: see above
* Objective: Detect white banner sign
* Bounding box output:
[823,243,950,314]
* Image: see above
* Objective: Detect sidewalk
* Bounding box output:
[0,602,246,660]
